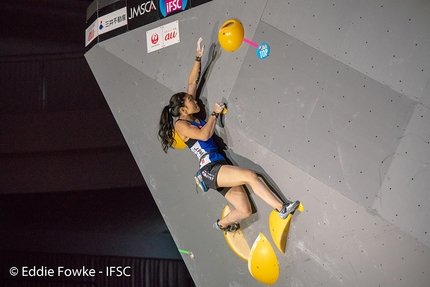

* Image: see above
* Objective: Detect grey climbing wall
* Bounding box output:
[85,0,430,286]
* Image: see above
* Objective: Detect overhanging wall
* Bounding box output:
[85,0,430,286]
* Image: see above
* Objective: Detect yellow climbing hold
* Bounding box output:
[248,233,279,285]
[270,202,304,253]
[221,205,250,261]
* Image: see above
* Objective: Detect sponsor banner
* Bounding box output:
[162,20,180,48]
[85,0,212,48]
[98,7,127,36]
[85,19,98,47]
[159,0,189,18]
[127,0,159,31]
[127,0,211,32]
[146,26,163,52]
[146,20,180,53]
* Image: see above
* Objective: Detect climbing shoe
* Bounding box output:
[278,200,300,219]
[214,219,240,233]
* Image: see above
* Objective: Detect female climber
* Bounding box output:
[158,37,299,232]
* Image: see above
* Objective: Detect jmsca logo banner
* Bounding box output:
[128,0,157,19]
[146,20,180,53]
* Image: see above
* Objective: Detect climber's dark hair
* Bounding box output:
[158,92,187,153]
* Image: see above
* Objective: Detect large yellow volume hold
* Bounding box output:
[248,233,279,285]
[269,202,304,253]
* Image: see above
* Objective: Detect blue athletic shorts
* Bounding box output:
[200,160,231,196]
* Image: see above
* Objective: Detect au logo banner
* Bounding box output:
[146,20,180,53]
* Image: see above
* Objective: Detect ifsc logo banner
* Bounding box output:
[159,0,188,17]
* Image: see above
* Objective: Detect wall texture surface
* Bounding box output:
[86,0,430,285]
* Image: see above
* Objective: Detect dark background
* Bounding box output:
[0,0,176,259]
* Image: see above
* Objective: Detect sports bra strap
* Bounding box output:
[198,150,218,160]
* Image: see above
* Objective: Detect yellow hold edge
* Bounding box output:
[270,203,304,254]
[248,233,279,285]
[297,202,305,212]
[221,205,250,262]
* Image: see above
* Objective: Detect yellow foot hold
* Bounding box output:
[221,205,250,261]
[297,202,305,212]
[269,202,304,254]
[248,233,279,285]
